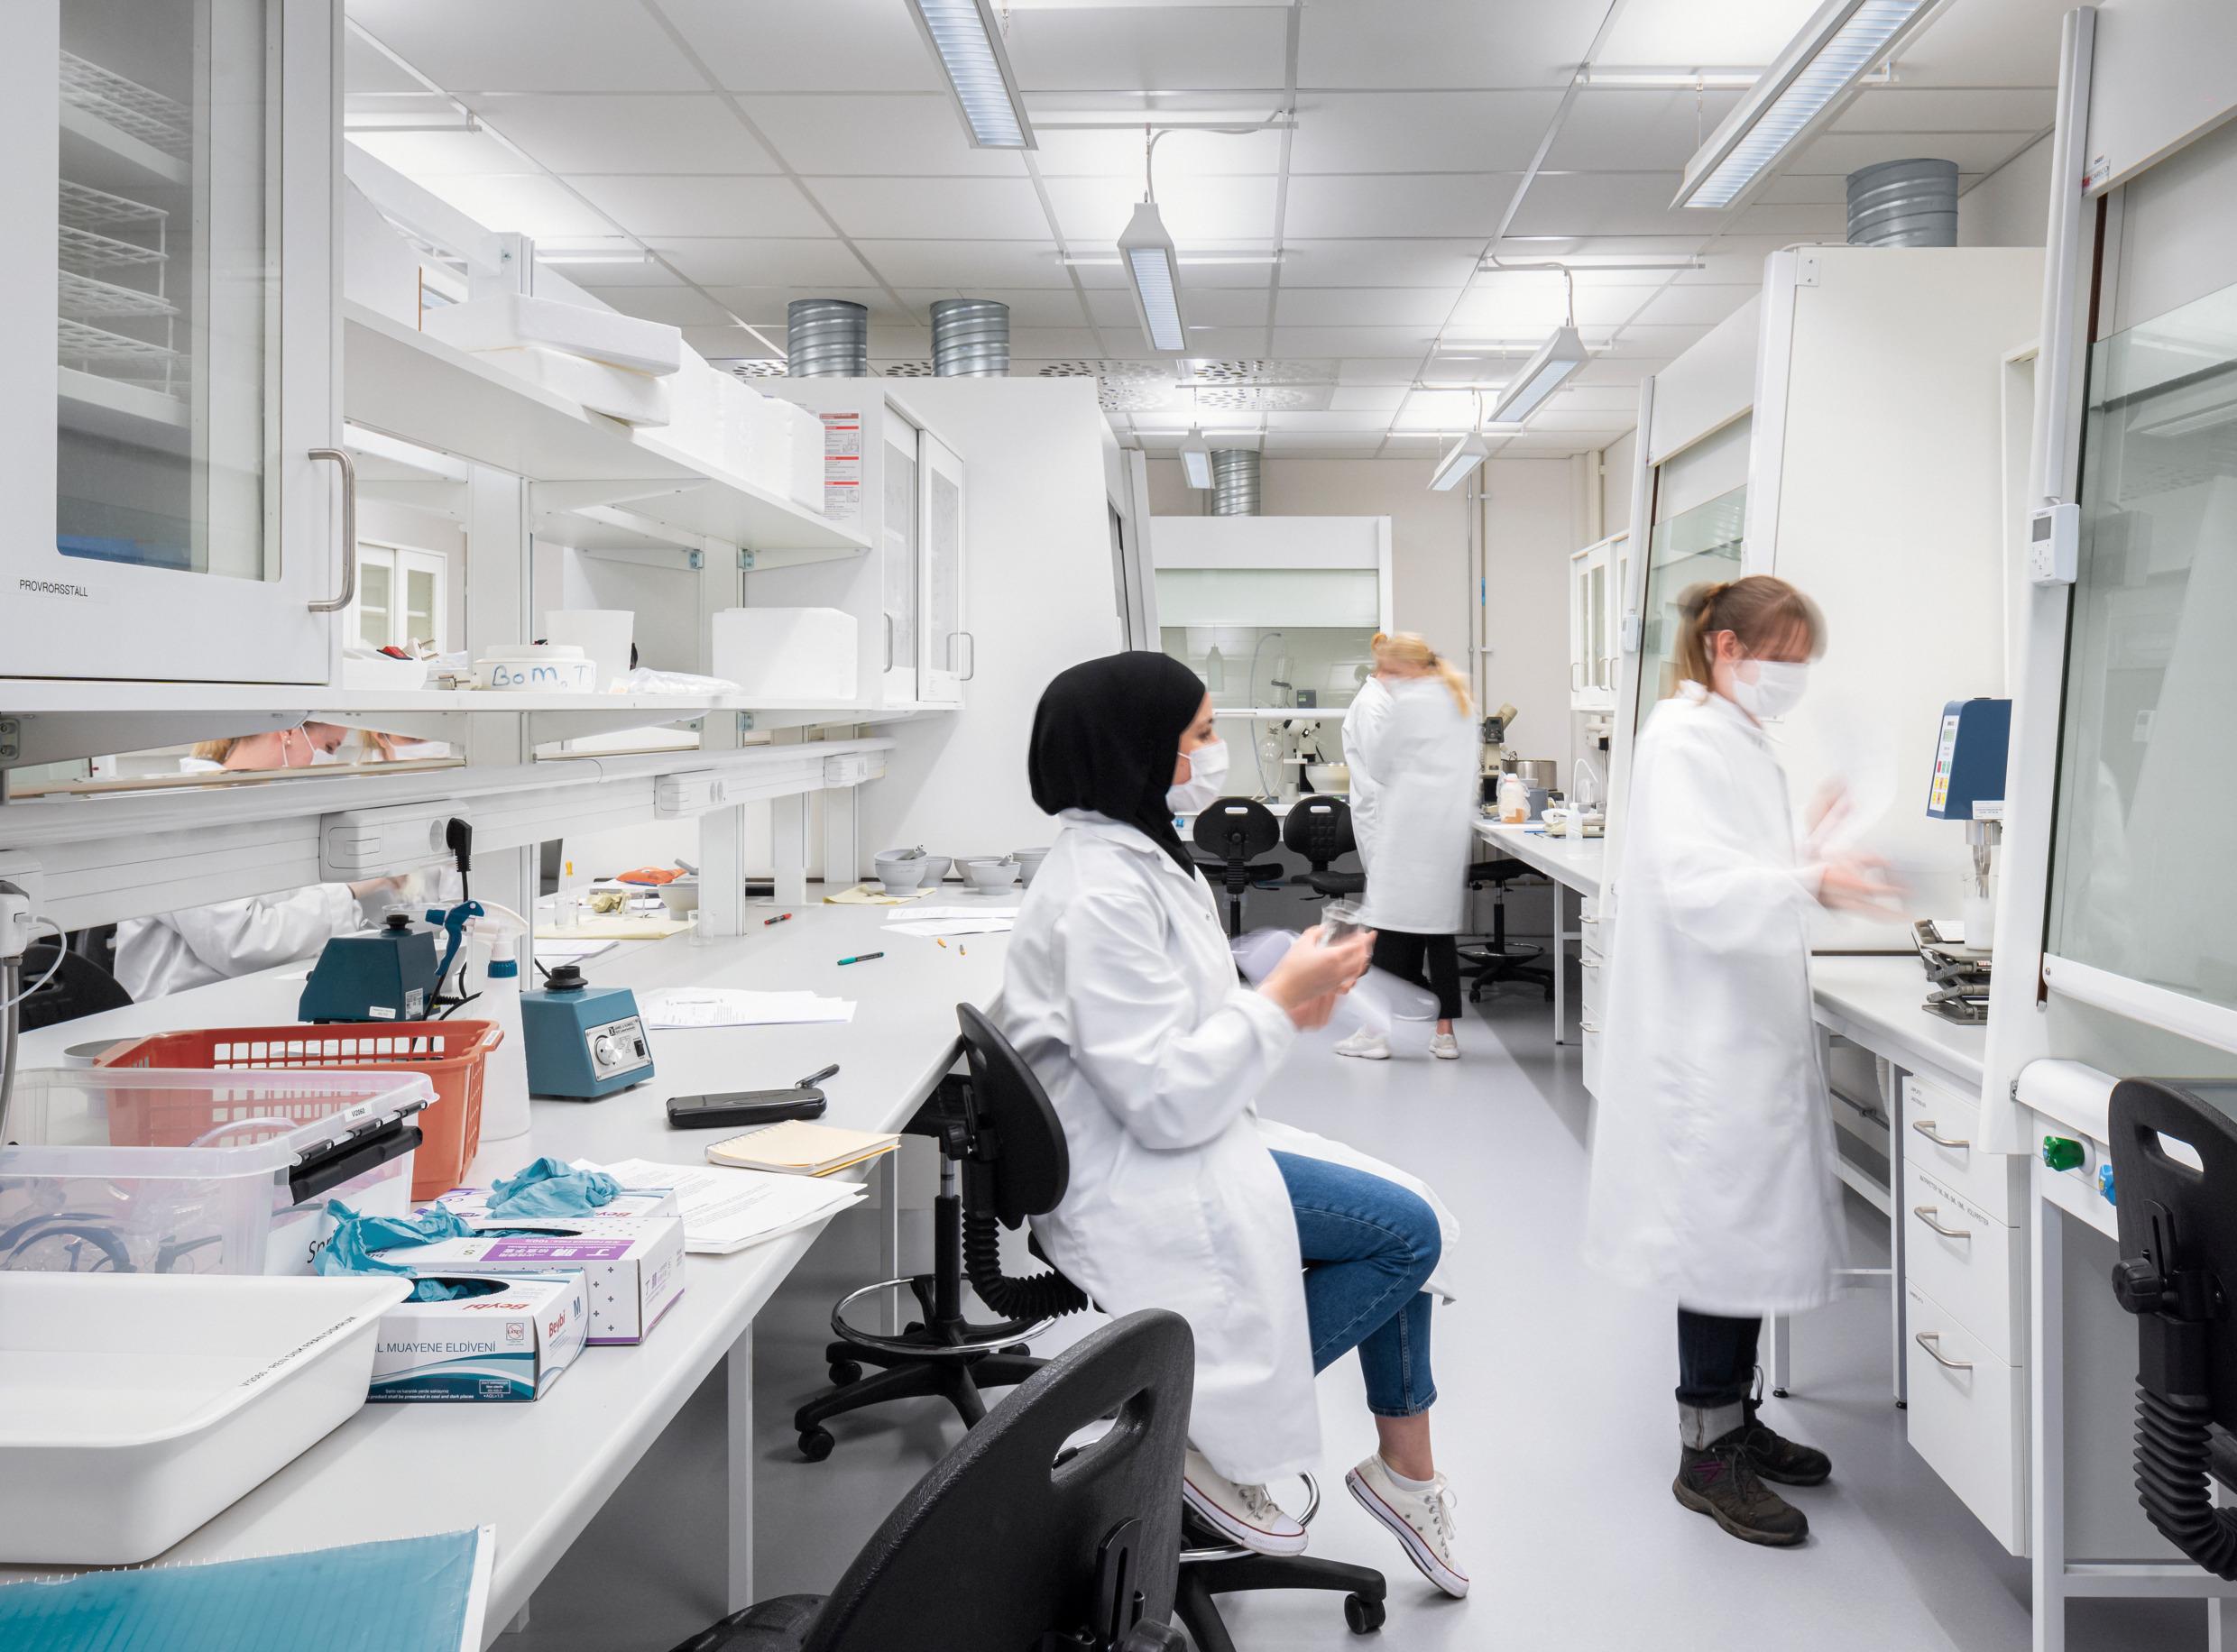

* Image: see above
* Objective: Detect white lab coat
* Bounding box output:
[1354,677,1476,936]
[1583,684,1846,1316]
[1340,675,1393,869]
[115,885,363,1002]
[999,810,1459,1485]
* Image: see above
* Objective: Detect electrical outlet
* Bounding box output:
[0,851,47,911]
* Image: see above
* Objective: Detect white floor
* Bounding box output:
[514,985,2196,1652]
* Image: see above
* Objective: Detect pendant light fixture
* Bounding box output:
[908,0,1036,150]
[1483,269,1588,425]
[1119,127,1187,353]
[1179,425,1213,489]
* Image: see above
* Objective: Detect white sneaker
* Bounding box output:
[1347,1455,1468,1598]
[1334,1029,1392,1060]
[1183,1447,1308,1556]
[1429,1032,1460,1060]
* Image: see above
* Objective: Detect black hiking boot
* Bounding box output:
[1737,1399,1832,1486]
[1673,1436,1810,1547]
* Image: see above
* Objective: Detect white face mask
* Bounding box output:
[1166,737,1229,814]
[1730,659,1809,721]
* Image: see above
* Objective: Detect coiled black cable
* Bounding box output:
[962,1207,1087,1322]
[2135,1384,2237,1578]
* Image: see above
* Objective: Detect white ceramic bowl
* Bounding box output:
[873,855,930,893]
[1011,848,1052,886]
[959,856,1021,891]
[1303,763,1349,793]
[657,878,700,914]
[917,855,954,885]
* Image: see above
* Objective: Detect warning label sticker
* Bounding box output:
[822,412,862,523]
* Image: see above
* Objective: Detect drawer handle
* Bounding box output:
[1910,1119,1971,1150]
[1914,1331,1974,1372]
[1912,1204,1973,1241]
[1580,1021,1602,1034]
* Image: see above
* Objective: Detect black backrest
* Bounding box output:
[957,1003,1070,1228]
[1282,795,1355,868]
[17,940,132,1032]
[1190,796,1278,865]
[802,1309,1193,1652]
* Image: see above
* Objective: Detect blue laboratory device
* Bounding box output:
[299,913,443,1023]
[1926,698,2011,821]
[520,963,655,1099]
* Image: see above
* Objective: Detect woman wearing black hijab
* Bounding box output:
[998,651,1471,1600]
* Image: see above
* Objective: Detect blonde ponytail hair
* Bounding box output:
[1673,575,1824,690]
[1372,631,1472,717]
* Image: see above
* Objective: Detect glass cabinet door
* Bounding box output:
[1635,486,1746,720]
[880,416,919,702]
[916,431,966,704]
[2,0,337,683]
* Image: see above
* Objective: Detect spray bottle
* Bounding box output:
[472,904,532,1143]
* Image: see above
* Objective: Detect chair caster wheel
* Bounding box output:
[827,1359,862,1387]
[1771,1388,1791,1400]
[798,1427,835,1462]
[1344,1593,1385,1634]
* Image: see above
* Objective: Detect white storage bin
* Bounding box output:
[480,344,672,427]
[0,1271,409,1563]
[713,607,859,703]
[424,292,683,376]
[0,1068,433,1277]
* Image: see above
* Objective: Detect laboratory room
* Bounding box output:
[9,0,2237,1648]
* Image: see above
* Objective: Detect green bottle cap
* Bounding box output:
[2041,1135,2085,1172]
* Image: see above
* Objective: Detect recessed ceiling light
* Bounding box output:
[1118,201,1187,354]
[907,0,1036,150]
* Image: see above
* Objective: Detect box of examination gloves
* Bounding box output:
[429,1182,681,1225]
[378,1217,686,1345]
[368,1271,588,1402]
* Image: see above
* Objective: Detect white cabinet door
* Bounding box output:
[1,0,339,684]
[880,413,920,704]
[1568,535,1616,711]
[916,430,967,705]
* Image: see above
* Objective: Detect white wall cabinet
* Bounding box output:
[1568,531,1625,711]
[916,431,969,706]
[2,0,342,684]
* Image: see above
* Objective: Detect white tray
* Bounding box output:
[0,1272,410,1563]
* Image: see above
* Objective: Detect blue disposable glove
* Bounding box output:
[317,1200,474,1280]
[485,1155,621,1217]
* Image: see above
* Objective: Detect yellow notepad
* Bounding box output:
[707,1120,902,1177]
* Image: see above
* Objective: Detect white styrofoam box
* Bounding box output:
[663,352,734,473]
[713,607,859,702]
[740,390,796,498]
[784,402,827,513]
[480,345,672,427]
[424,292,684,376]
[0,1272,409,1563]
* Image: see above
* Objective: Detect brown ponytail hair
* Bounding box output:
[1372,630,1472,717]
[1673,575,1824,690]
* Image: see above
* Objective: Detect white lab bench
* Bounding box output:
[0,896,1009,1643]
[1472,820,1605,1048]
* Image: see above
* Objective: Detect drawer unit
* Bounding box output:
[1905,1280,2027,1555]
[1579,906,1605,964]
[1903,1161,2024,1365]
[1580,957,1604,1022]
[1903,1072,2026,1224]
[1582,1023,1603,1097]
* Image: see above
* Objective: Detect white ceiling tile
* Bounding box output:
[899,289,1091,326]
[1831,87,2057,133]
[660,239,876,288]
[1271,326,1438,357]
[1178,288,1277,327]
[1392,390,1484,429]
[1544,88,1746,172]
[1274,289,1458,327]
[568,175,831,237]
[658,0,946,93]
[465,94,778,175]
[1504,170,1703,237]
[1264,410,1404,432]
[1297,1,1606,89]
[345,127,529,178]
[1287,91,1564,175]
[1447,276,1659,331]
[1625,284,1754,326]
[1279,240,1488,289]
[738,94,1026,178]
[1596,2,1823,68]
[1083,288,1143,327]
[345,29,430,96]
[1028,124,1283,178]
[1004,7,1291,93]
[1171,327,1275,358]
[703,287,901,325]
[852,241,1072,288]
[1734,200,1848,236]
[349,0,704,92]
[582,285,737,327]
[1892,0,2070,88]
[1790,130,2039,176]
[410,174,619,239]
[1284,174,1521,240]
[1328,386,1409,411]
[1338,359,1428,386]
[1749,172,1852,206]
[1009,327,1107,358]
[1039,175,1280,245]
[870,325,933,355]
[810,176,1052,239]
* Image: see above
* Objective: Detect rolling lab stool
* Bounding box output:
[1459,858,1554,1003]
[1189,797,1284,938]
[1282,795,1366,904]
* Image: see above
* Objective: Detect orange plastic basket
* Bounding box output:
[97,1021,503,1201]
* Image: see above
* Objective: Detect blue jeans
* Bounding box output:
[1272,1152,1441,1418]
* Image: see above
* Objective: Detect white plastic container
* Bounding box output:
[474,643,598,693]
[480,344,673,426]
[0,1271,408,1563]
[542,609,635,693]
[712,607,859,702]
[423,292,684,376]
[0,1067,432,1277]
[784,401,826,512]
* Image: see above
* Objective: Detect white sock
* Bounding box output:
[1379,1457,1436,1493]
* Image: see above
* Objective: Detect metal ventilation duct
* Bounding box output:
[1846,158,1958,248]
[932,298,1009,376]
[787,298,870,377]
[1210,449,1260,516]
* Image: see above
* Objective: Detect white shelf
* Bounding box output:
[60,366,187,438]
[1212,705,1349,719]
[343,303,867,560]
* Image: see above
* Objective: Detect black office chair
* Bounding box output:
[1282,795,1365,902]
[15,936,132,1032]
[1458,858,1553,1003]
[795,1005,1091,1458]
[1190,797,1284,938]
[678,1310,1193,1652]
[2109,1078,2237,1578]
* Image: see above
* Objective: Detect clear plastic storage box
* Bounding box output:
[0,1067,433,1277]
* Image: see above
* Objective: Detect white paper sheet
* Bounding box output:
[888,904,1021,922]
[636,987,857,1028]
[581,1158,864,1254]
[533,939,618,964]
[886,917,1016,938]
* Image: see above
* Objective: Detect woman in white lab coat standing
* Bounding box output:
[999,650,1470,1599]
[1335,633,1479,1061]
[1585,576,1892,1549]
[115,724,399,1001]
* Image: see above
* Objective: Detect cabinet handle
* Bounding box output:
[951,630,976,681]
[1913,1331,1974,1372]
[308,446,357,614]
[882,611,894,673]
[1579,1020,1602,1034]
[1910,1119,1971,1150]
[1912,1205,1973,1241]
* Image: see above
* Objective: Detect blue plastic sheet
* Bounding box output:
[484,1155,621,1217]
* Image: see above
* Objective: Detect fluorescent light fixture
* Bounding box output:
[1429,432,1491,492]
[907,0,1036,150]
[1674,0,1946,212]
[1119,200,1187,354]
[1438,335,1607,356]
[1485,326,1591,423]
[535,250,655,266]
[1583,62,1893,89]
[1060,253,1284,267]
[1180,426,1213,489]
